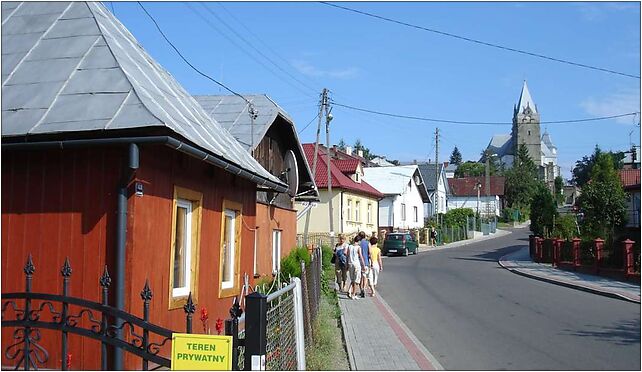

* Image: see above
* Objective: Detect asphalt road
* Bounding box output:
[377,227,641,370]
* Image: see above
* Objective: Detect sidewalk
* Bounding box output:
[417,228,512,253]
[499,246,641,303]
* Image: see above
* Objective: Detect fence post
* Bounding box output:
[553,239,562,267]
[623,239,635,278]
[61,258,72,371]
[594,238,604,274]
[535,237,543,263]
[572,238,581,270]
[184,292,196,333]
[529,235,535,258]
[290,277,306,370]
[299,260,312,342]
[23,254,35,371]
[141,280,152,371]
[244,292,267,371]
[100,266,111,370]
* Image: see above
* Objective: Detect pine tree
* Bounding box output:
[505,143,538,209]
[449,146,463,165]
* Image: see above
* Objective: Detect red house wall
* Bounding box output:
[1,145,259,370]
[254,203,297,280]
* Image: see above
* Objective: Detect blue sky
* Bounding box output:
[109,1,640,179]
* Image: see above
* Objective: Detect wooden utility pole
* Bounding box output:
[325,97,335,248]
[303,89,327,246]
[434,127,439,220]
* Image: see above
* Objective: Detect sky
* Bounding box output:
[108,1,641,179]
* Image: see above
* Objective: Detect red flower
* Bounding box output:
[215,318,224,335]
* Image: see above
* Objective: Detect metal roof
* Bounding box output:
[416,162,450,194]
[517,80,537,114]
[1,1,284,188]
[194,94,316,196]
[362,165,429,202]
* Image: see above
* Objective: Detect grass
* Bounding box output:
[305,291,349,370]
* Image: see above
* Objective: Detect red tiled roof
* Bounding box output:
[335,159,360,173]
[302,144,383,198]
[619,169,641,189]
[448,176,506,197]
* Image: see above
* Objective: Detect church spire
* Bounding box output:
[517,80,537,114]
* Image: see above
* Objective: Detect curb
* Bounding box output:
[498,253,641,304]
[375,295,445,370]
[338,299,357,371]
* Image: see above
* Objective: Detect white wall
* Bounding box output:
[379,197,394,227]
[389,180,425,229]
[448,195,501,217]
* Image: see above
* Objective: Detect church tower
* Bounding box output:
[512,81,541,165]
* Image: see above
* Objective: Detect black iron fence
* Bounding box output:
[1,254,244,370]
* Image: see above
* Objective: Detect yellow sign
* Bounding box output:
[171,333,233,370]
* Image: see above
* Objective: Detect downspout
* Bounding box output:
[340,191,344,234]
[114,143,139,370]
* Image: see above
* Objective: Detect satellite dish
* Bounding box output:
[283,150,299,198]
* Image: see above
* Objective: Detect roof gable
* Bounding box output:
[363,165,430,202]
[1,2,282,186]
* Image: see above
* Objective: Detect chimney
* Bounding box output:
[345,146,353,156]
[413,159,417,165]
[357,149,364,157]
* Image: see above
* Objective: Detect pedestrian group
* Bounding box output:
[332,231,383,299]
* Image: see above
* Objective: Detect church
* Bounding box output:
[486,81,560,183]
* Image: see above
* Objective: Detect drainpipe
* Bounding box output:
[114,143,139,370]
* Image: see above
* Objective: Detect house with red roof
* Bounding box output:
[447,176,506,217]
[619,169,641,228]
[297,144,384,238]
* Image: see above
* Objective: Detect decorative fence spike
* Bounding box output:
[24,254,35,276]
[140,280,153,302]
[99,266,111,288]
[61,257,72,278]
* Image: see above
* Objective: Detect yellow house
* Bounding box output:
[297,144,383,239]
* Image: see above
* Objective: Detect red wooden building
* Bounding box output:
[1,2,288,369]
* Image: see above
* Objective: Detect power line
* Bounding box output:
[330,100,640,126]
[196,3,319,98]
[299,113,321,133]
[137,2,250,105]
[321,2,640,80]
[214,2,323,94]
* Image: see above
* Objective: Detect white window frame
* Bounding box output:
[347,200,352,222]
[355,201,361,222]
[172,199,192,298]
[414,206,418,222]
[272,230,282,274]
[367,204,372,224]
[222,209,237,290]
[401,203,406,221]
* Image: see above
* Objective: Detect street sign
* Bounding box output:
[171,333,233,370]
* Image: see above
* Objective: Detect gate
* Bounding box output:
[1,254,242,370]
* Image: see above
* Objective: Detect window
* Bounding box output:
[367,204,372,224]
[355,173,359,182]
[347,200,352,221]
[219,200,242,297]
[355,201,361,222]
[272,230,282,274]
[169,187,202,309]
[401,203,406,221]
[414,206,418,222]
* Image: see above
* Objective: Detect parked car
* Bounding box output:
[382,233,418,256]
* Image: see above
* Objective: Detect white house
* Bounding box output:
[447,176,505,217]
[416,163,450,218]
[363,165,430,232]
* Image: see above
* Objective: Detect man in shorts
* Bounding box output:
[358,231,370,298]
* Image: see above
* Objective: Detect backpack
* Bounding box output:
[336,249,347,269]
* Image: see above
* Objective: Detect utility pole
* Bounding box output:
[303,89,327,247]
[434,127,439,221]
[485,150,491,221]
[325,96,335,248]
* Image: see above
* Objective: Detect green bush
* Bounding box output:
[553,214,578,240]
[443,208,474,227]
[320,245,333,272]
[280,247,311,281]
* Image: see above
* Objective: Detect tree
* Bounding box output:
[554,176,564,206]
[505,143,539,210]
[479,149,503,175]
[530,182,558,237]
[571,145,625,187]
[577,152,627,241]
[455,161,485,178]
[353,139,374,160]
[337,138,346,151]
[449,146,463,166]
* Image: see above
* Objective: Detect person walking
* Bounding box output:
[333,234,349,293]
[358,231,370,298]
[368,236,383,297]
[347,235,363,299]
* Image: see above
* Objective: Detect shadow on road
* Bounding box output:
[561,319,641,346]
[452,245,525,263]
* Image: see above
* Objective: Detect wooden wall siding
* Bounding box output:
[1,147,122,370]
[254,203,297,279]
[124,146,257,369]
[254,133,293,209]
[1,145,259,370]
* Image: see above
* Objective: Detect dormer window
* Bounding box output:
[355,173,359,182]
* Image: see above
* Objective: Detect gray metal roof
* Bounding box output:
[362,165,429,202]
[194,94,316,196]
[1,1,284,188]
[416,162,449,194]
